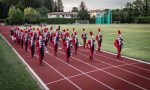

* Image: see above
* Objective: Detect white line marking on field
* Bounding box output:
[80,48,150,72]
[78,50,150,81]
[46,50,114,90]
[48,46,147,90]
[1,33,49,90]
[46,69,99,85]
[30,51,82,90]
[46,62,139,85]
[102,50,150,65]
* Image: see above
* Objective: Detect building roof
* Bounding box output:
[48,12,78,15]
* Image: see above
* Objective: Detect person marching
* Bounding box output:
[36,32,45,66]
[66,28,70,36]
[20,30,24,48]
[10,26,14,41]
[114,30,123,59]
[87,32,95,61]
[64,33,71,63]
[43,28,49,53]
[71,28,78,54]
[10,27,16,42]
[74,33,78,54]
[49,27,53,44]
[16,28,21,45]
[81,28,87,48]
[96,28,103,52]
[61,29,66,51]
[30,31,36,58]
[24,30,29,52]
[53,33,59,56]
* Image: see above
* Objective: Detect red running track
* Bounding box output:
[0,26,150,90]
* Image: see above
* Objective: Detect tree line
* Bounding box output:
[112,0,150,23]
[0,0,64,19]
[0,0,150,24]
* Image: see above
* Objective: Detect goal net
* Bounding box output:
[75,20,89,24]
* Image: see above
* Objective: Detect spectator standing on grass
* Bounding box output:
[114,30,123,59]
[96,28,103,52]
[87,32,95,61]
[81,28,87,48]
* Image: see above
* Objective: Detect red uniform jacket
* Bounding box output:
[87,39,95,54]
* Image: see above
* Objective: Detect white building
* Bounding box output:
[48,12,78,18]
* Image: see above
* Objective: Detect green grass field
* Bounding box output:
[25,24,150,62]
[0,36,40,90]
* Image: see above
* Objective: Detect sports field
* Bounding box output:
[0,35,40,90]
[1,25,150,90]
[27,24,150,62]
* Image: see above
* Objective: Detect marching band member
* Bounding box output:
[64,33,71,63]
[81,28,87,48]
[61,29,66,51]
[36,32,45,66]
[66,28,70,37]
[87,32,95,61]
[96,28,103,52]
[30,32,35,58]
[53,33,58,56]
[49,27,53,43]
[24,30,29,52]
[20,30,24,48]
[44,28,49,53]
[71,28,78,54]
[114,30,123,59]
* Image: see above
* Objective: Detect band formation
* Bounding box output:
[10,25,123,66]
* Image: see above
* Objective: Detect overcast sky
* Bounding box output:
[62,0,134,11]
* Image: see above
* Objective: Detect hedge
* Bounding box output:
[24,18,96,24]
[136,17,150,24]
[5,17,96,25]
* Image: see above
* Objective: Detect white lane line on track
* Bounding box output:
[46,62,139,85]
[46,51,114,90]
[1,33,49,90]
[80,49,150,72]
[4,32,82,90]
[31,51,82,90]
[48,46,147,90]
[79,52,150,81]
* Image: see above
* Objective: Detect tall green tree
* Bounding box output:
[41,0,54,12]
[71,7,78,12]
[7,5,24,24]
[125,2,133,23]
[54,1,58,12]
[24,7,41,23]
[57,0,64,12]
[36,6,49,17]
[78,1,90,20]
